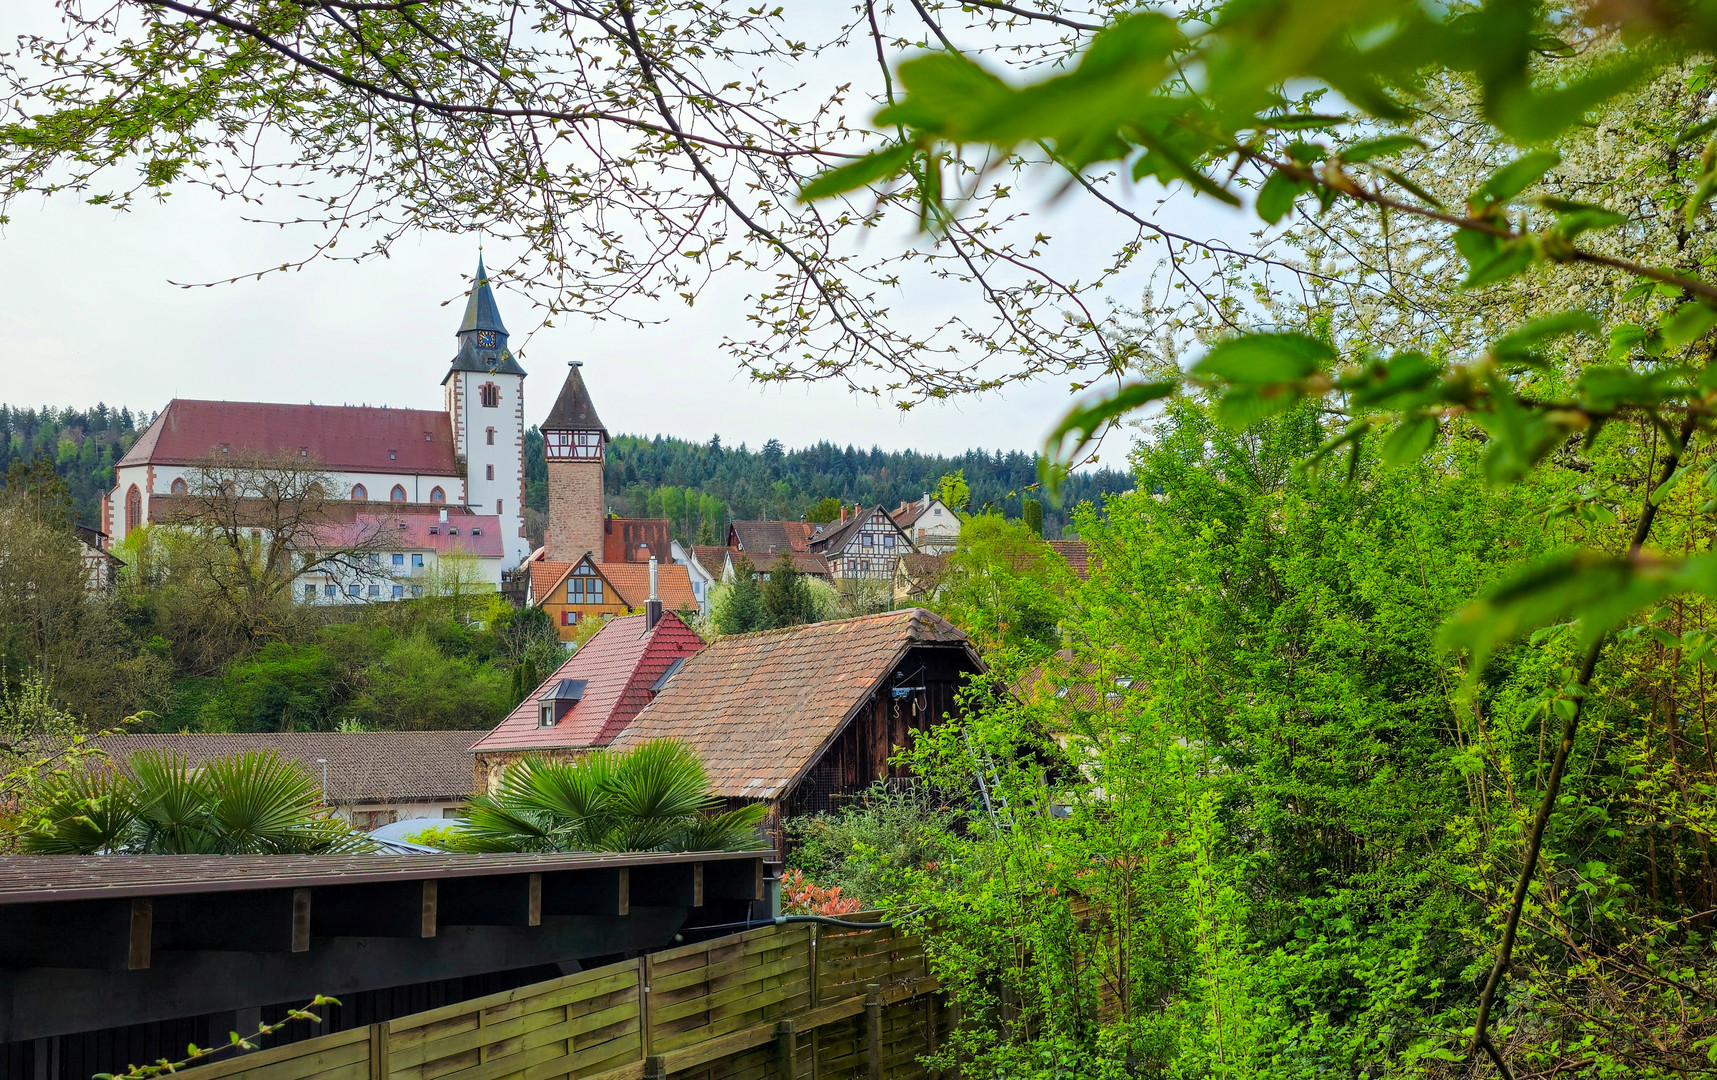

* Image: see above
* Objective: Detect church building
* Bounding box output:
[104,259,533,594]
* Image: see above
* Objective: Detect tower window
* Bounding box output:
[429,486,445,503]
[125,485,142,531]
[170,478,187,495]
[390,484,407,502]
[486,464,494,481]
[496,499,503,513]
[486,427,495,446]
[351,484,368,501]
[479,382,500,408]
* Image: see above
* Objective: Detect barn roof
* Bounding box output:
[94,731,486,806]
[471,612,705,753]
[118,400,460,475]
[610,609,978,801]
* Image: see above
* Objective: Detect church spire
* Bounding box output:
[446,254,524,378]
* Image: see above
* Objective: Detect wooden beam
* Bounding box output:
[540,867,628,917]
[310,881,438,939]
[865,983,882,1080]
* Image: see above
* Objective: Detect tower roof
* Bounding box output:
[542,363,607,434]
[458,255,508,335]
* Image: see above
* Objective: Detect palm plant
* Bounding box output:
[13,750,373,854]
[448,740,767,854]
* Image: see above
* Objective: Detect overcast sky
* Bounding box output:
[0,6,1249,458]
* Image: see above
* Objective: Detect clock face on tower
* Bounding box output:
[476,330,496,348]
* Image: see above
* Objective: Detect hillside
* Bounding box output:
[0,406,147,527]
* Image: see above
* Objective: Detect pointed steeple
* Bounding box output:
[459,255,508,336]
[543,361,608,436]
[446,255,525,379]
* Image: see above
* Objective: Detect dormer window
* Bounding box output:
[539,679,587,727]
[389,450,397,460]
[429,526,439,535]
[539,704,555,728]
[471,527,482,536]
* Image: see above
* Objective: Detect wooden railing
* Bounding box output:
[188,917,940,1080]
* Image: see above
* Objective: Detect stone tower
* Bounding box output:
[443,256,531,565]
[541,361,607,561]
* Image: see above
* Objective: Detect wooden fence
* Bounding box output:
[186,917,940,1080]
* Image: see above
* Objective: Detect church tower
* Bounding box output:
[541,362,607,562]
[443,256,531,565]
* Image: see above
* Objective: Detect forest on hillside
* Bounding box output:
[0,406,146,528]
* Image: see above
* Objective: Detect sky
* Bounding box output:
[0,5,1251,458]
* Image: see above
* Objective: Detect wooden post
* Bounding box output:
[775,1020,798,1080]
[291,889,311,952]
[643,1056,667,1080]
[527,874,542,926]
[420,880,438,938]
[127,898,152,970]
[945,998,960,1080]
[369,1022,390,1080]
[865,983,882,1080]
[638,955,653,1058]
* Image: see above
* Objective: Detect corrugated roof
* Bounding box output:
[471,612,706,753]
[0,850,758,905]
[542,364,607,434]
[610,609,978,801]
[117,400,460,475]
[94,731,487,805]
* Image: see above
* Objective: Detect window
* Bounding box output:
[486,427,495,446]
[543,430,604,460]
[351,484,368,501]
[496,499,503,514]
[348,584,361,597]
[303,583,316,601]
[390,485,407,502]
[933,508,943,516]
[472,527,482,536]
[412,554,424,568]
[391,554,405,567]
[883,534,895,548]
[411,586,423,597]
[125,485,141,532]
[170,478,187,495]
[429,486,445,503]
[325,584,337,597]
[566,564,604,604]
[539,704,555,728]
[392,585,404,599]
[368,584,381,597]
[485,464,494,481]
[479,382,500,408]
[562,611,577,626]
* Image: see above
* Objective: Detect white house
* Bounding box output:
[889,494,962,554]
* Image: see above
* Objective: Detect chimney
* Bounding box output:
[645,556,663,630]
[439,508,448,524]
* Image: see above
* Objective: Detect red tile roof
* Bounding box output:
[603,518,673,564]
[119,399,460,475]
[1047,539,1092,579]
[530,560,574,603]
[890,498,930,528]
[728,521,813,555]
[600,561,700,610]
[95,731,486,805]
[610,609,978,800]
[314,513,505,558]
[471,612,706,753]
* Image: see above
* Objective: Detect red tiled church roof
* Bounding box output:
[471,612,705,753]
[610,609,977,800]
[119,399,460,475]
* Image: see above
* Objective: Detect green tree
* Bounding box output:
[13,750,371,854]
[708,556,768,636]
[934,471,969,513]
[1020,498,1043,537]
[446,741,767,853]
[806,496,843,524]
[760,554,817,629]
[929,513,1070,655]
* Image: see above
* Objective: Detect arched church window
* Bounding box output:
[390,485,407,502]
[480,383,500,408]
[125,485,141,532]
[351,483,368,501]
[169,478,186,495]
[429,487,445,503]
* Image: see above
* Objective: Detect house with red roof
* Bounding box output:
[469,608,706,789]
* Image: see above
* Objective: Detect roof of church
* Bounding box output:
[459,256,508,335]
[446,256,527,377]
[312,513,506,558]
[117,400,461,475]
[542,364,607,434]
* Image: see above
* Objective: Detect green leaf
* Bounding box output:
[1538,197,1626,237]
[1653,464,1693,505]
[1194,333,1333,383]
[1492,311,1599,359]
[1044,380,1179,466]
[1661,302,1717,349]
[798,143,918,202]
[1339,135,1423,163]
[1607,324,1653,360]
[1255,170,1304,225]
[1382,414,1439,465]
[1376,166,1444,208]
[1344,351,1443,408]
[1476,150,1561,204]
[1462,240,1538,288]
[1453,227,1499,269]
